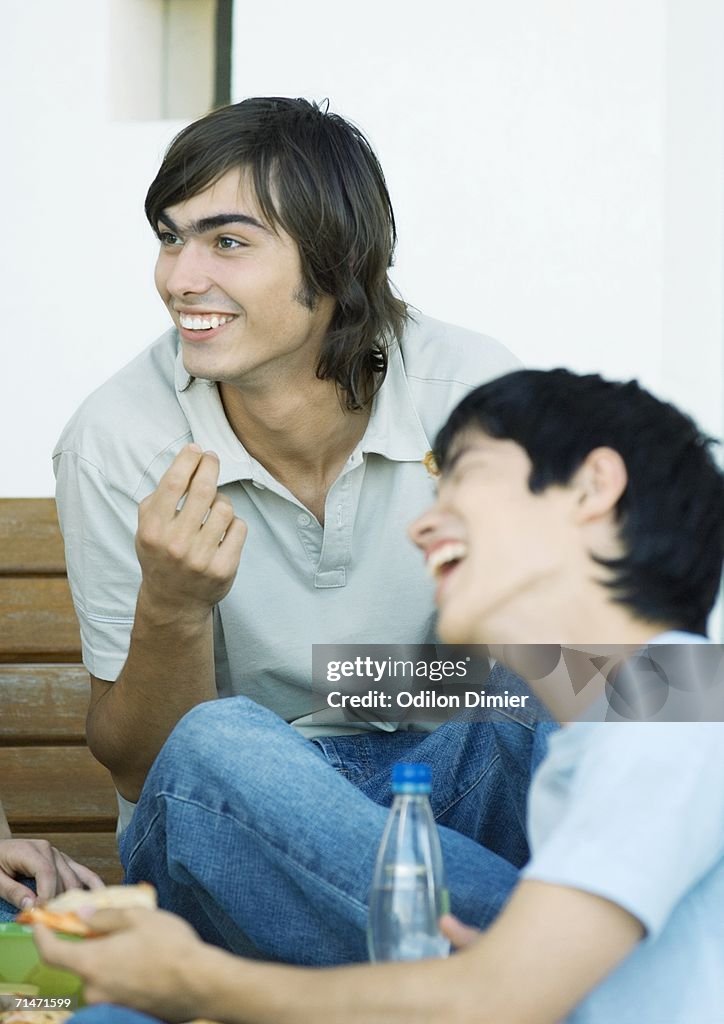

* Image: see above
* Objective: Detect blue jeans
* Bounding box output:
[0,876,34,921]
[120,682,554,967]
[0,896,17,921]
[71,1009,156,1024]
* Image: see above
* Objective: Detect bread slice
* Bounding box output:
[15,883,157,936]
[0,1013,73,1024]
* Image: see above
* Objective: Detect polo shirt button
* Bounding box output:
[252,480,265,489]
[297,512,311,527]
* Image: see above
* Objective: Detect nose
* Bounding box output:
[408,500,442,552]
[158,240,213,298]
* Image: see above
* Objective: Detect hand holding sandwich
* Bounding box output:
[33,906,215,1023]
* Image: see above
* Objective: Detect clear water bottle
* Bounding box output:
[367,762,451,961]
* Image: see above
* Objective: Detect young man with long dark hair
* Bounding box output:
[54,98,531,954]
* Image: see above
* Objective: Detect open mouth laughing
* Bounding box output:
[426,540,467,601]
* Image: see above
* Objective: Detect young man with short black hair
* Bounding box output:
[43,367,724,1023]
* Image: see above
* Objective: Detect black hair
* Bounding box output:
[434,369,724,634]
[145,97,408,409]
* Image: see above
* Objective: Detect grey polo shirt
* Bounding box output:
[54,310,517,738]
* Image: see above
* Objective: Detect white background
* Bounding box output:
[3,0,723,628]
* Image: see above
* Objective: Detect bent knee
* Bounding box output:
[162,696,289,763]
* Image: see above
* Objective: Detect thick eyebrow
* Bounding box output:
[440,443,474,476]
[157,212,270,236]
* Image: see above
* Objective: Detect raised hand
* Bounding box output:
[136,444,247,617]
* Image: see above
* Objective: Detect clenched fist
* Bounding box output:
[136,444,247,616]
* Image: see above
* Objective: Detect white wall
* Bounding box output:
[4,0,723,489]
[4,0,720,501]
[4,1,179,498]
[237,1,668,381]
[229,0,723,436]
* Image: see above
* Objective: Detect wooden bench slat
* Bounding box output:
[1,500,123,886]
[16,831,123,885]
[0,666,90,743]
[0,499,67,575]
[0,578,81,661]
[1,747,117,830]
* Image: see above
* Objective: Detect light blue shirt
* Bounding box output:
[523,633,724,1023]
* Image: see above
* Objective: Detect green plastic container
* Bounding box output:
[0,923,84,1002]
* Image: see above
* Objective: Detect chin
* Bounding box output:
[181,351,231,383]
[437,604,477,646]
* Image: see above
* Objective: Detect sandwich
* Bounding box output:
[15,883,157,937]
[0,1012,73,1024]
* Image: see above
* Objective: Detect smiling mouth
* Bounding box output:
[178,312,237,332]
[426,541,467,583]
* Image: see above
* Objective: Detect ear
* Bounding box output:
[571,447,628,523]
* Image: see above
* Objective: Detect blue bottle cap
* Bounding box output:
[392,762,432,794]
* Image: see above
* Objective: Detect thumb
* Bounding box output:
[78,906,141,935]
[439,913,481,949]
[0,872,36,912]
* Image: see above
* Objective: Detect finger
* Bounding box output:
[439,913,481,949]
[33,923,88,973]
[174,451,222,529]
[146,444,204,520]
[52,848,86,894]
[193,499,244,565]
[206,516,247,582]
[80,907,147,934]
[191,497,237,557]
[61,857,105,891]
[8,841,60,902]
[216,514,248,559]
[0,870,38,910]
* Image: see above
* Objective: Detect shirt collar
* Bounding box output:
[174,336,432,486]
[356,342,432,462]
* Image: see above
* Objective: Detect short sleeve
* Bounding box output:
[54,449,141,681]
[523,723,724,938]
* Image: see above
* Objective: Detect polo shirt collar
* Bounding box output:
[357,342,431,462]
[174,337,432,486]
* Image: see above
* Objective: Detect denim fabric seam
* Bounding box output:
[125,791,369,918]
[487,709,538,731]
[433,752,503,820]
[119,805,162,868]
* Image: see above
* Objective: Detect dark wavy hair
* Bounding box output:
[434,369,724,634]
[145,97,408,409]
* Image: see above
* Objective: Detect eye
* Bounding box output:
[445,454,487,485]
[158,230,182,247]
[217,236,247,250]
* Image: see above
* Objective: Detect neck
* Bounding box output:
[219,378,370,504]
[480,594,665,647]
[478,583,674,722]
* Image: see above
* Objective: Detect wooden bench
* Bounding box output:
[0,499,123,883]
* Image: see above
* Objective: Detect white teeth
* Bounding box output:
[179,313,234,331]
[426,542,467,579]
